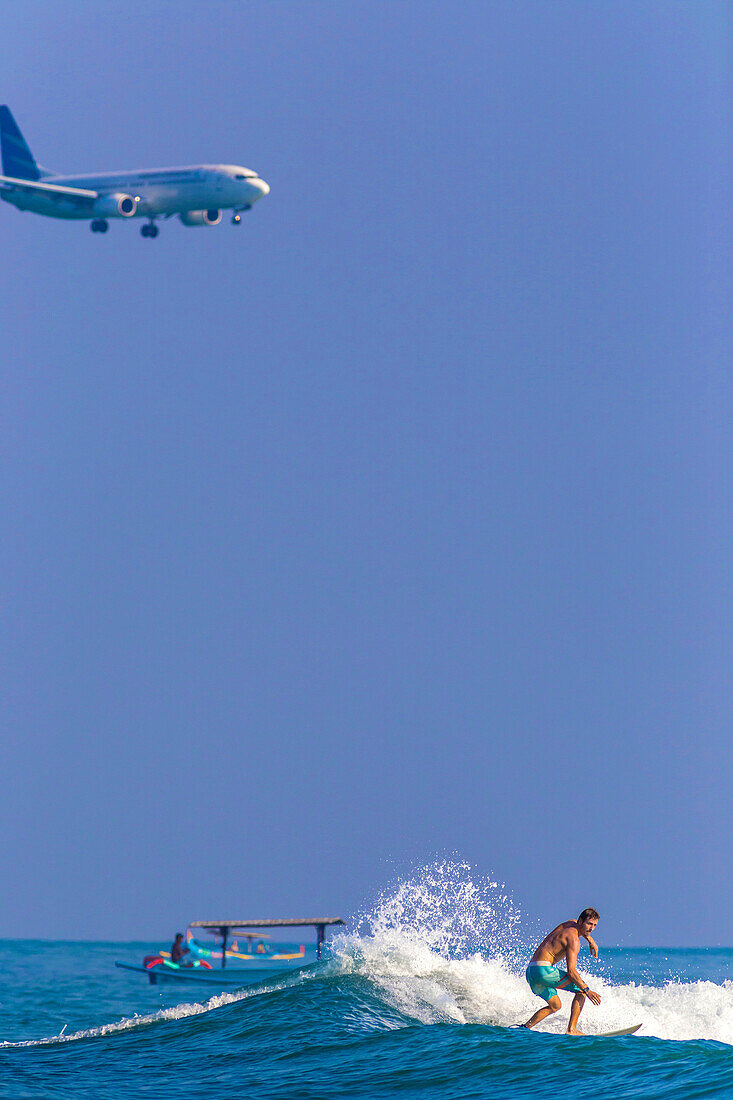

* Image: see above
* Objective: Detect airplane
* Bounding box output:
[0,106,269,237]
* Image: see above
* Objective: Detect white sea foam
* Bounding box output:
[331,860,733,1044]
[333,938,733,1043]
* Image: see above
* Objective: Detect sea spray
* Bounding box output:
[329,860,530,1026]
[353,859,525,959]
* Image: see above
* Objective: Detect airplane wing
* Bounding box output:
[0,174,98,205]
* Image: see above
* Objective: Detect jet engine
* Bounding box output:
[94,192,139,218]
[179,209,222,227]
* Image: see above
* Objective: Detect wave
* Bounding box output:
[326,860,733,1044]
[5,862,732,1051]
[0,978,295,1049]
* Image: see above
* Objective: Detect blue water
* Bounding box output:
[2,867,732,1098]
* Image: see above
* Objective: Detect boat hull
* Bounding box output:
[115,949,319,985]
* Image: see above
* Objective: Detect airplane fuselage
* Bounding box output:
[0,107,269,235]
[1,163,269,220]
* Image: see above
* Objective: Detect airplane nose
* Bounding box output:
[250,178,270,200]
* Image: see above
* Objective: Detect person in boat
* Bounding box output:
[522,908,602,1034]
[171,932,192,966]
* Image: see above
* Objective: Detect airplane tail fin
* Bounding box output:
[0,106,47,180]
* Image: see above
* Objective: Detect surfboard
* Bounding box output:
[589,1025,642,1038]
[513,1023,642,1037]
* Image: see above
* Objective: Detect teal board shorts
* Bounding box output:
[526,962,585,1002]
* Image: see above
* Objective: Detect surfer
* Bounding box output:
[521,908,602,1034]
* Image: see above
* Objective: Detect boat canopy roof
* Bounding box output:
[194,928,272,939]
[189,918,345,931]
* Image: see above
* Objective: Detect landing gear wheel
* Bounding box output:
[141,223,159,238]
[149,224,159,238]
[91,219,108,233]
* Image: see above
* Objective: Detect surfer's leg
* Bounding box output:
[522,994,561,1029]
[566,991,587,1035]
[554,972,588,1034]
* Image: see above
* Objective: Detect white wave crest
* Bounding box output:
[332,938,733,1042]
[0,982,280,1049]
[332,859,528,1026]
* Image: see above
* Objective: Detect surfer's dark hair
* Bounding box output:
[578,908,599,923]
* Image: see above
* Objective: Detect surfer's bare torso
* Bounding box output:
[531,921,598,966]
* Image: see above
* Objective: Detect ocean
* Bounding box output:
[2,865,732,1099]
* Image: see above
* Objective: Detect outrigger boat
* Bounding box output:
[115,918,345,985]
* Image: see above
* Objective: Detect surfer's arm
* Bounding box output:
[564,940,584,987]
[565,939,601,1005]
[583,934,599,957]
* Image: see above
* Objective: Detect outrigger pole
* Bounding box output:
[189,918,346,966]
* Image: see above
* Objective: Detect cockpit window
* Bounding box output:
[234,171,257,179]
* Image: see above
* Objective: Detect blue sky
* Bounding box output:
[1,1,730,946]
